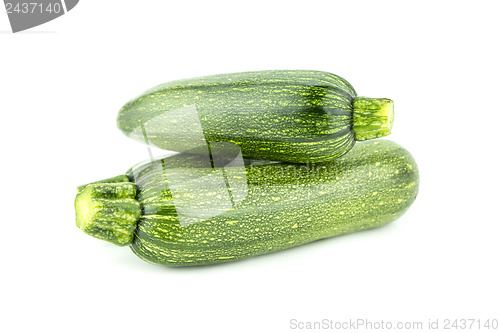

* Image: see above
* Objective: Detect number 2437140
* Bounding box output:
[5,2,62,14]
[443,319,498,330]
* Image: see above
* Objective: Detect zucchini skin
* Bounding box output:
[128,140,419,266]
[117,70,359,163]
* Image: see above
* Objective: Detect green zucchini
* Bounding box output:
[75,140,418,266]
[117,70,394,163]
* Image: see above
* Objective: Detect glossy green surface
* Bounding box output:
[117,70,393,163]
[126,140,418,266]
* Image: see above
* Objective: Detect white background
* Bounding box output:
[1,1,499,332]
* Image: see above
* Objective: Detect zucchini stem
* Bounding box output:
[352,97,394,141]
[75,180,141,246]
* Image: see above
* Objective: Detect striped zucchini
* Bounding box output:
[75,140,418,266]
[117,70,394,163]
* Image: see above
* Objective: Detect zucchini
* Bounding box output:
[75,140,418,266]
[117,70,394,163]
